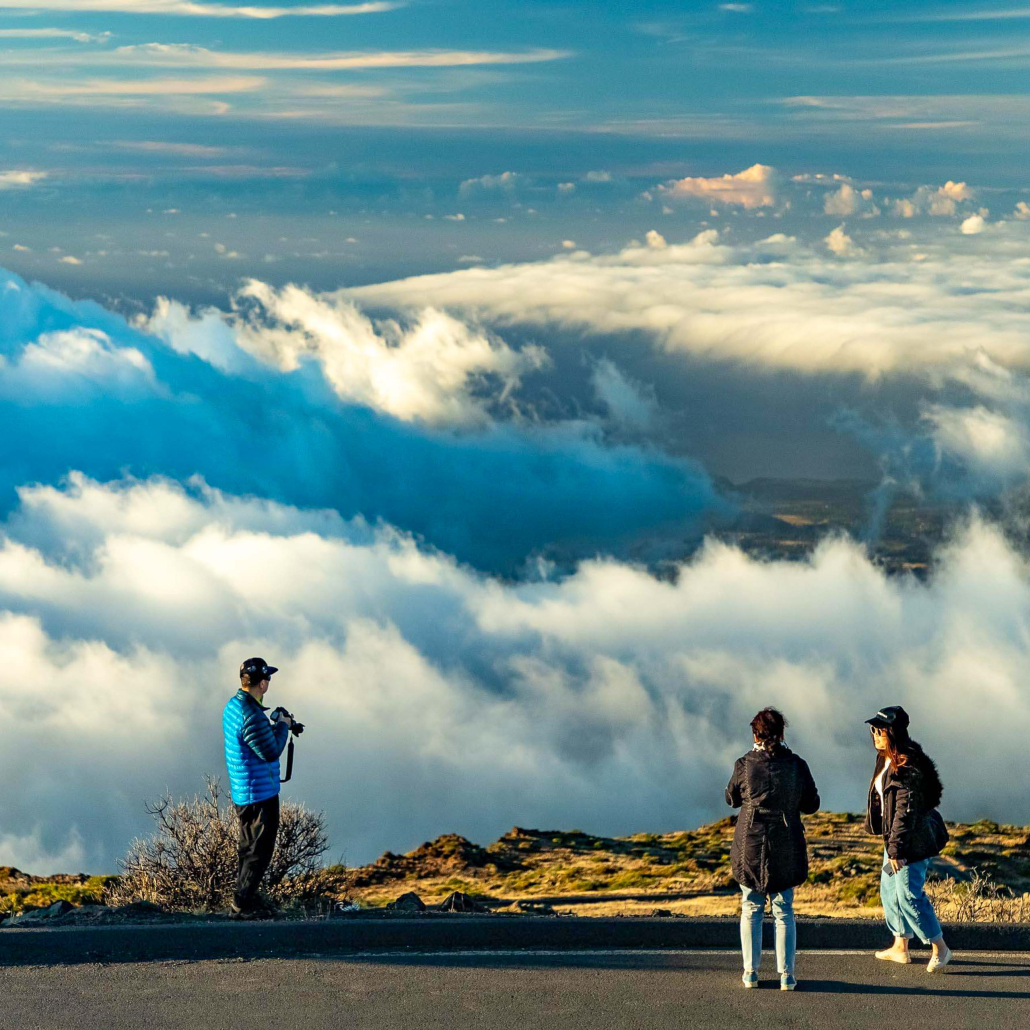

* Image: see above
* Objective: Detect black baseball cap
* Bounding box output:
[240,657,278,681]
[865,705,909,733]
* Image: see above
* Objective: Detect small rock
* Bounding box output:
[437,891,486,913]
[514,900,555,916]
[387,892,427,912]
[650,908,673,918]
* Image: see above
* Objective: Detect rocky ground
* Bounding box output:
[5,812,1030,925]
[339,812,1030,920]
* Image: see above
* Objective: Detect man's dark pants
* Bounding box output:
[234,795,279,910]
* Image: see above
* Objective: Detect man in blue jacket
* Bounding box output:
[223,657,292,917]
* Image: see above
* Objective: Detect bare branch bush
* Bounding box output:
[926,869,1030,923]
[109,778,335,912]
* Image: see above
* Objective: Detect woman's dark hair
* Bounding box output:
[751,707,787,742]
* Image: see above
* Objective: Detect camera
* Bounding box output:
[270,706,305,735]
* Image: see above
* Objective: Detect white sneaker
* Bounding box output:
[927,945,952,973]
[742,972,758,989]
[780,974,797,991]
[875,947,912,964]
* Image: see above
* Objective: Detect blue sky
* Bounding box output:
[1,0,1029,301]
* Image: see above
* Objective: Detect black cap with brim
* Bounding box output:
[240,657,278,680]
[865,705,909,732]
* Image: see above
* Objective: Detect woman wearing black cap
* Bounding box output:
[865,705,952,972]
[726,707,820,991]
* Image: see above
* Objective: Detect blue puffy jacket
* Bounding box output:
[223,689,289,805]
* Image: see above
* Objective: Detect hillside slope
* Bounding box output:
[341,813,1030,918]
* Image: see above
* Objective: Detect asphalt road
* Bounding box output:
[4,950,1030,1030]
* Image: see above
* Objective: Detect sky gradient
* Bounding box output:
[3,1,1030,873]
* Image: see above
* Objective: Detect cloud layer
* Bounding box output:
[0,267,722,572]
[3,475,1029,872]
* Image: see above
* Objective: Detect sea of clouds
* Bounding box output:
[4,210,1030,872]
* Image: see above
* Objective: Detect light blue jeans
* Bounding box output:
[880,850,942,944]
[740,885,795,975]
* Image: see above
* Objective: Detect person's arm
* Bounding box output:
[242,707,289,761]
[799,759,820,815]
[725,759,744,809]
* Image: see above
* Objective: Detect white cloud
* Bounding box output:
[1014,201,1030,220]
[444,213,466,221]
[824,224,857,255]
[824,183,879,217]
[58,255,82,265]
[0,0,403,17]
[3,476,1030,871]
[146,282,548,427]
[12,75,265,97]
[0,328,155,399]
[111,140,244,157]
[109,43,571,70]
[557,182,576,193]
[0,170,47,190]
[591,358,657,429]
[924,404,1030,483]
[658,163,776,209]
[0,28,110,42]
[645,229,668,249]
[459,171,521,195]
[960,213,986,234]
[583,170,612,183]
[893,180,975,218]
[347,231,1030,379]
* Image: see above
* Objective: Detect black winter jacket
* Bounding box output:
[725,744,820,895]
[864,742,949,863]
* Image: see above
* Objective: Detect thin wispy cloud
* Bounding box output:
[110,140,250,157]
[897,5,1030,21]
[0,28,111,42]
[109,43,572,70]
[0,0,403,17]
[9,75,265,97]
[0,170,48,189]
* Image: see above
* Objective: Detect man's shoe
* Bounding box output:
[251,895,280,918]
[742,972,758,989]
[780,974,797,992]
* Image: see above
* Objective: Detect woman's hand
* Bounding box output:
[889,858,906,874]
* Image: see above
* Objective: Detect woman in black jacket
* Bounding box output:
[865,706,952,972]
[726,707,820,991]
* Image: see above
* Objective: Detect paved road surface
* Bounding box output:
[4,950,1030,1030]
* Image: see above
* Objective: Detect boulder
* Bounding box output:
[6,900,74,926]
[437,891,486,913]
[387,891,427,912]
